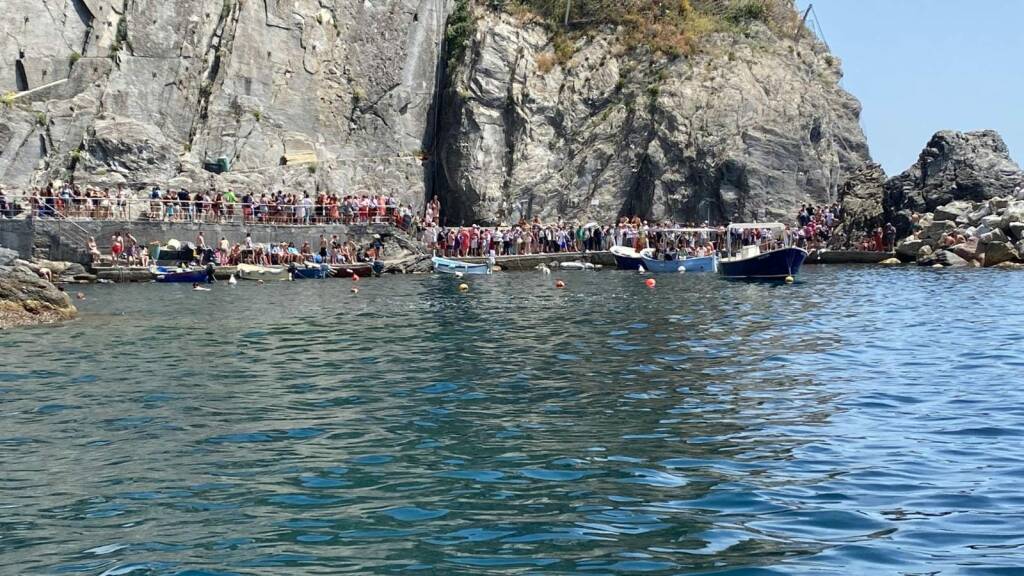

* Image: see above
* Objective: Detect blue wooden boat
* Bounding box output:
[640,250,717,273]
[289,263,332,279]
[151,265,211,283]
[718,223,807,280]
[432,256,491,275]
[610,245,643,270]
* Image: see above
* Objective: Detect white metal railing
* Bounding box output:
[4,195,420,229]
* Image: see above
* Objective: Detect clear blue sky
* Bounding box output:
[795,0,1023,176]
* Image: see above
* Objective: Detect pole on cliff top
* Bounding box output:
[564,0,571,26]
[796,4,812,40]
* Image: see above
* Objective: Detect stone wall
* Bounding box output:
[0,220,34,258]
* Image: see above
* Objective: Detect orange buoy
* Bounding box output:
[555,280,566,289]
[645,278,656,288]
[351,273,360,282]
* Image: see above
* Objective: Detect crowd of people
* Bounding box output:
[422,216,731,258]
[0,183,425,231]
[145,187,421,230]
[4,180,909,256]
[91,229,387,268]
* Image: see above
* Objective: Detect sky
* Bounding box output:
[794,0,1023,176]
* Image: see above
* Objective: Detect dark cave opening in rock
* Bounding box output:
[15,60,29,92]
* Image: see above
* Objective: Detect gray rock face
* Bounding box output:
[435,9,870,225]
[837,162,886,246]
[1,0,450,209]
[885,130,1024,236]
[0,247,18,266]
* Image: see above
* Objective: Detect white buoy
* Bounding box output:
[228,274,237,285]
[454,271,464,278]
[638,265,647,274]
[539,264,551,275]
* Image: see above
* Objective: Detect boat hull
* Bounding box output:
[718,247,807,279]
[641,255,717,273]
[289,264,331,279]
[237,264,290,281]
[610,246,643,270]
[432,256,490,275]
[152,267,211,283]
[330,264,373,278]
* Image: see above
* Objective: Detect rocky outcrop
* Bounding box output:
[1,0,450,209]
[884,130,1024,237]
[0,262,77,329]
[895,196,1024,267]
[435,8,870,225]
[836,161,886,247]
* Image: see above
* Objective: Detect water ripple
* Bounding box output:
[1,267,1022,573]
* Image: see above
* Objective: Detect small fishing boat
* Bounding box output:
[151,265,212,283]
[432,256,491,275]
[718,222,807,280]
[288,262,332,279]
[237,263,290,281]
[610,245,644,270]
[640,249,717,273]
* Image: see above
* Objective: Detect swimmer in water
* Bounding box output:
[192,282,210,291]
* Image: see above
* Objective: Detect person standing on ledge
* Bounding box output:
[884,222,897,252]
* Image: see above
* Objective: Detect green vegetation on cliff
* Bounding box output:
[489,0,800,57]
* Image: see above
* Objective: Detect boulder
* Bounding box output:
[980,228,1009,244]
[994,261,1024,270]
[918,249,969,268]
[917,244,933,260]
[64,263,88,277]
[980,214,1004,230]
[1009,222,1024,242]
[949,239,980,262]
[1000,201,1024,228]
[921,219,956,242]
[966,204,992,226]
[982,241,1020,267]
[989,198,1010,211]
[896,238,926,260]
[933,200,973,223]
[0,266,77,329]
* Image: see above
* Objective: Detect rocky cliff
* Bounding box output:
[2,1,876,225]
[883,130,1024,237]
[1,0,449,208]
[435,5,871,225]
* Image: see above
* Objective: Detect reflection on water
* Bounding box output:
[2,266,1024,574]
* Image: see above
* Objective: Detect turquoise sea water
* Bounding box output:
[2,266,1024,575]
